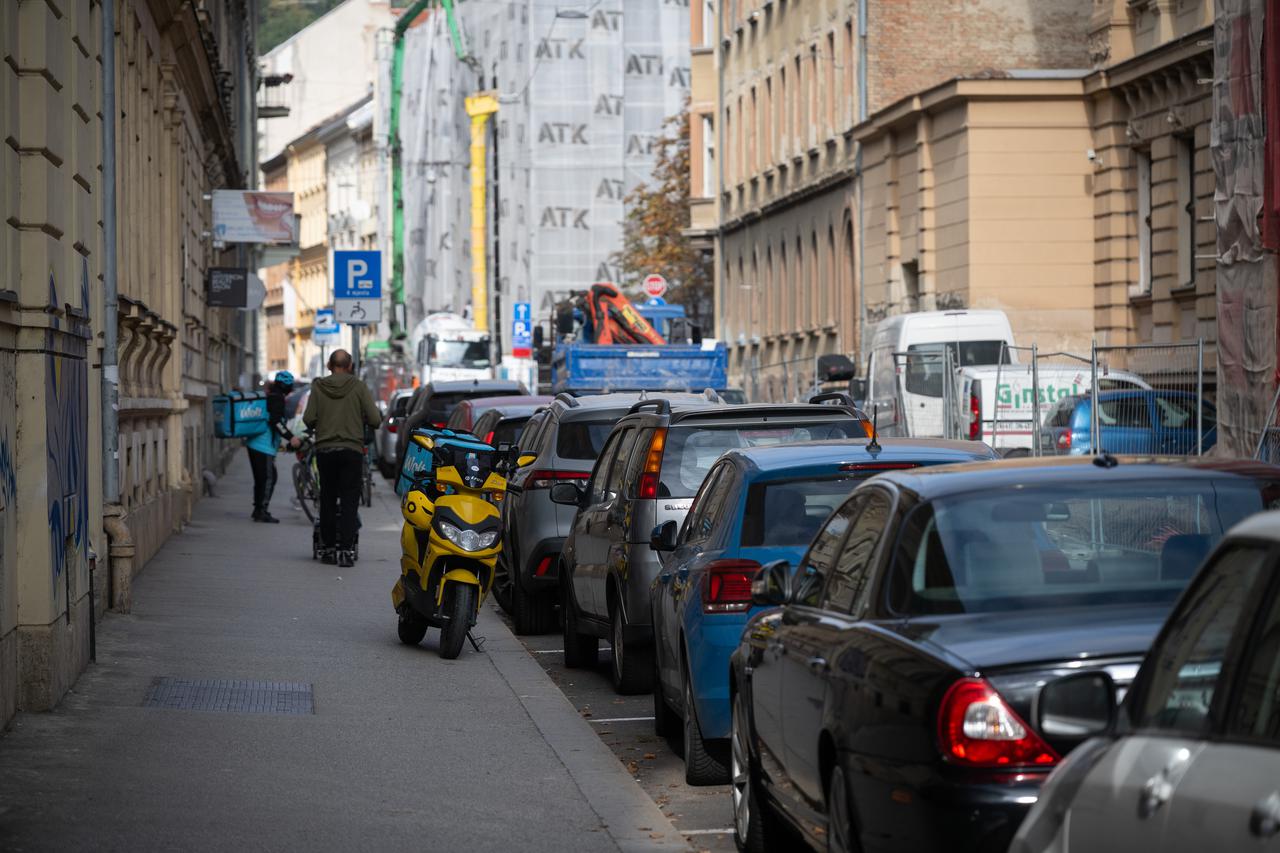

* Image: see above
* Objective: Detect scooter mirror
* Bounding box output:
[516,454,537,468]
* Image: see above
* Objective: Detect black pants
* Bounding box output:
[317,448,362,550]
[247,449,277,513]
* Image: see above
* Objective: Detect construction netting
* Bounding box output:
[399,0,690,351]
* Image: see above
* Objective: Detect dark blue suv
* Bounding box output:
[649,438,997,785]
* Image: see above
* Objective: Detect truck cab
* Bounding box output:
[412,312,494,385]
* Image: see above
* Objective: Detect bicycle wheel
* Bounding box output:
[293,461,318,523]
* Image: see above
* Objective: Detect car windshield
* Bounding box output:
[904,340,1010,397]
[660,421,861,497]
[741,477,859,546]
[557,419,618,461]
[889,478,1279,616]
[433,339,491,369]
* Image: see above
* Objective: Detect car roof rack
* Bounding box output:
[628,398,672,416]
[809,392,855,407]
[554,392,580,408]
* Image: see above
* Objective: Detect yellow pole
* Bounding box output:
[465,92,499,332]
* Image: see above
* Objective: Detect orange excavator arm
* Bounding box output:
[586,283,666,345]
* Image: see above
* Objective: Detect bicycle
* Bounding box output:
[291,436,320,524]
[361,442,374,507]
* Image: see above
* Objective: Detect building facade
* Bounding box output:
[1,0,257,723]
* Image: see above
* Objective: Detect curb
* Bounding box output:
[479,607,693,853]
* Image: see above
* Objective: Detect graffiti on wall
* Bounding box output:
[45,326,90,598]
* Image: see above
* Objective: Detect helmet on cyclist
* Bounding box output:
[273,370,295,389]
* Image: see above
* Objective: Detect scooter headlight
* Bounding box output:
[437,521,499,553]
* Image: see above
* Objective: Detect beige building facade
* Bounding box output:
[0,0,258,723]
[698,0,1220,399]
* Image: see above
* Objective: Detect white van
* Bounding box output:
[863,310,1016,437]
[954,363,1150,454]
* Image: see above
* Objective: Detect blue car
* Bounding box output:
[648,437,998,785]
[1041,390,1217,455]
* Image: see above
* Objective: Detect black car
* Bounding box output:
[729,455,1280,853]
[394,379,527,469]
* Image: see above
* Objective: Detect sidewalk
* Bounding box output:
[0,454,688,853]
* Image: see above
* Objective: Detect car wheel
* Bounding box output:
[826,763,860,853]
[610,603,653,695]
[683,667,729,785]
[512,575,554,635]
[561,572,599,669]
[732,689,781,853]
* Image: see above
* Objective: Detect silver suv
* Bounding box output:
[497,392,714,634]
[552,398,868,693]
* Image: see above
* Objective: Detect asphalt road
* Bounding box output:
[0,456,687,853]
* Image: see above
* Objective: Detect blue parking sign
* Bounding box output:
[512,302,532,357]
[334,251,381,299]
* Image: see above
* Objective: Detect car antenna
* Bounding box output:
[867,404,882,452]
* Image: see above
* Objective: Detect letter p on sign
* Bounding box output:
[349,258,368,283]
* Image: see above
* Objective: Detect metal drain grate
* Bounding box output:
[143,677,314,715]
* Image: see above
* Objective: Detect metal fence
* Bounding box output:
[1086,341,1207,456]
[1256,384,1280,463]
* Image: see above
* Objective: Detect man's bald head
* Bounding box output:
[328,349,353,373]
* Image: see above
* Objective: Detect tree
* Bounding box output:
[611,109,714,332]
[258,0,345,54]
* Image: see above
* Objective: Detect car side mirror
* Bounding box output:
[649,520,679,552]
[751,560,791,607]
[1038,671,1116,738]
[549,482,583,507]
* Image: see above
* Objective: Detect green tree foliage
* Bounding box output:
[611,109,714,332]
[258,0,346,54]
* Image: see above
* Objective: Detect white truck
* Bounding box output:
[953,363,1150,455]
[411,312,493,385]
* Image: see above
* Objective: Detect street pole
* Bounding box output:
[490,73,504,376]
[102,0,119,505]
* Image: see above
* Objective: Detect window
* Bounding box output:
[737,94,745,185]
[724,105,733,187]
[587,431,624,504]
[1136,149,1153,294]
[1227,549,1280,742]
[490,416,530,449]
[683,464,731,546]
[808,47,818,147]
[557,419,618,461]
[824,32,835,136]
[703,0,716,46]
[1177,136,1196,288]
[741,477,859,547]
[603,429,639,499]
[1095,395,1151,428]
[823,488,891,613]
[795,497,860,607]
[778,65,788,158]
[903,341,1010,397]
[888,480,1276,618]
[702,115,716,198]
[749,86,757,175]
[764,76,774,165]
[843,20,854,127]
[1136,545,1270,735]
[793,55,803,153]
[902,260,920,313]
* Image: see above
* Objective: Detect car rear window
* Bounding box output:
[557,419,618,460]
[425,391,508,424]
[741,477,859,546]
[888,477,1280,617]
[491,416,530,448]
[659,421,861,497]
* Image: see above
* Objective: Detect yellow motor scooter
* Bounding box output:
[392,430,532,659]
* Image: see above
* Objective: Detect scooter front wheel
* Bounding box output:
[438,583,477,660]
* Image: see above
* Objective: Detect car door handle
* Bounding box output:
[1139,771,1174,818]
[806,655,829,674]
[1250,792,1280,838]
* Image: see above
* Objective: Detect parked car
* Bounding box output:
[651,438,998,785]
[497,391,719,634]
[1039,390,1217,455]
[1012,506,1280,853]
[444,395,553,441]
[394,379,527,471]
[553,398,871,694]
[728,455,1280,853]
[375,388,415,478]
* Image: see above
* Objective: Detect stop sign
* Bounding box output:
[642,274,668,298]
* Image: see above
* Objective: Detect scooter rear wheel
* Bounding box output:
[438,583,477,660]
[397,607,428,646]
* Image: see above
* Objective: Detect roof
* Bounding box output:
[728,438,999,476]
[664,402,863,424]
[1227,510,1280,542]
[873,455,1280,499]
[555,392,718,420]
[426,379,526,393]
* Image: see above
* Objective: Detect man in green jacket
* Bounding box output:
[303,350,382,567]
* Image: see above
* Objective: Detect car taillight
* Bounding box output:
[432,421,447,429]
[535,556,554,576]
[484,431,494,444]
[387,421,398,434]
[702,560,760,613]
[528,470,590,489]
[637,428,668,499]
[937,678,1058,768]
[1057,431,1071,451]
[968,391,981,441]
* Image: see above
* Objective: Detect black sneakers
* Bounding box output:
[252,510,280,523]
[337,549,355,568]
[320,548,338,565]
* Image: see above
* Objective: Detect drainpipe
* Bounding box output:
[855,0,868,362]
[101,0,135,613]
[390,0,468,336]
[716,0,725,341]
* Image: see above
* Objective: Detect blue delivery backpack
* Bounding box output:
[213,391,269,439]
[396,428,495,497]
